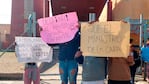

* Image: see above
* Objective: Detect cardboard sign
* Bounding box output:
[15,37,53,63]
[38,12,79,44]
[81,21,130,57]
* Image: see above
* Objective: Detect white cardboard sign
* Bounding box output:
[15,37,53,63]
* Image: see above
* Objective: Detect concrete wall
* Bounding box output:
[99,0,149,21]
[0,24,10,41]
[112,0,149,20]
[8,0,48,50]
[99,0,149,45]
[0,24,10,49]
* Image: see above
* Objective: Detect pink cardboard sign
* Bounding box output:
[38,12,79,44]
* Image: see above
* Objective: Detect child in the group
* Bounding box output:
[24,62,40,84]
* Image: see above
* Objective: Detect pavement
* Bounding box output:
[0,52,149,84]
[0,64,148,84]
[0,62,82,84]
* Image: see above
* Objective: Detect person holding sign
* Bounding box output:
[15,40,41,84]
[81,20,107,84]
[107,45,134,84]
[58,31,81,84]
[38,12,81,84]
[44,30,81,84]
[24,62,40,84]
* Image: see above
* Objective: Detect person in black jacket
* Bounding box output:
[130,39,141,84]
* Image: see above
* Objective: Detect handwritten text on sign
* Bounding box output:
[15,37,53,63]
[38,12,79,44]
[81,21,130,57]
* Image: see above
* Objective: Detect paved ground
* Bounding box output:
[0,65,148,84]
[0,52,149,84]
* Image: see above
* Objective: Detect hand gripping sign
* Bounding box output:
[38,12,79,44]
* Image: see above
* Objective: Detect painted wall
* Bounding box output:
[0,24,11,49]
[8,0,48,50]
[112,0,149,20]
[111,0,149,45]
[9,0,105,50]
[51,0,106,21]
[100,0,149,45]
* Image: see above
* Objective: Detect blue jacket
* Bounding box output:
[58,32,80,61]
[141,46,149,62]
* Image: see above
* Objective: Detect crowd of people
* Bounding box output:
[22,21,149,84]
[22,37,148,84]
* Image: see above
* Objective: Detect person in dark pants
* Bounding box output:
[58,31,81,84]
[141,41,149,82]
[130,45,141,84]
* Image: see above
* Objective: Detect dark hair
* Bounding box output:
[146,43,149,46]
[130,38,133,44]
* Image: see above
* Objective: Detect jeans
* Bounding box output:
[59,60,78,84]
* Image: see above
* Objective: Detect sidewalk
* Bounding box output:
[0,63,82,84]
[0,63,148,84]
[0,52,148,84]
